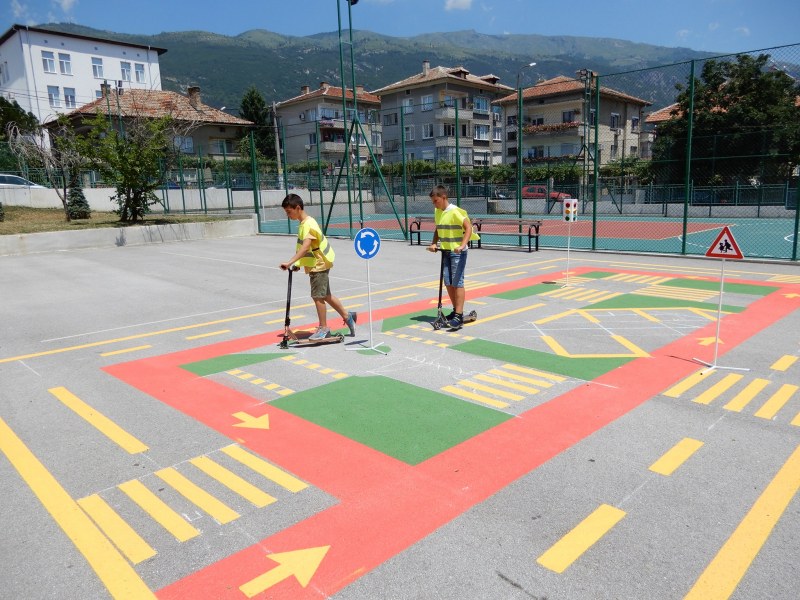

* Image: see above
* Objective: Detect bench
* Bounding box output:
[409,216,542,252]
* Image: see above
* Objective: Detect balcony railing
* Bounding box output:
[522,121,581,135]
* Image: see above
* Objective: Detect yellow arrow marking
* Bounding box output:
[240,546,330,597]
[783,293,800,298]
[232,412,270,430]
[697,337,721,346]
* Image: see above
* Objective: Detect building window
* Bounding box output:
[493,126,502,142]
[382,112,398,126]
[121,62,131,81]
[562,110,576,123]
[135,63,145,83]
[507,115,517,126]
[210,139,236,154]
[529,146,545,159]
[404,125,414,141]
[610,113,620,129]
[64,87,76,109]
[442,94,455,108]
[173,136,194,153]
[92,57,104,79]
[630,145,638,156]
[96,89,103,99]
[308,132,317,145]
[42,51,56,73]
[610,144,618,159]
[442,123,456,137]
[58,53,72,75]
[589,109,596,126]
[402,98,414,114]
[421,95,434,111]
[631,117,640,132]
[0,61,8,84]
[474,124,489,141]
[459,148,473,165]
[422,123,434,139]
[47,86,61,108]
[473,96,489,114]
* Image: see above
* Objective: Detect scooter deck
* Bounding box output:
[432,310,478,330]
[279,330,345,348]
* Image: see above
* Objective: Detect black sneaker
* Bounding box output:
[448,313,464,330]
[445,310,456,321]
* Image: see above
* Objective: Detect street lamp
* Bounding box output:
[516,61,536,218]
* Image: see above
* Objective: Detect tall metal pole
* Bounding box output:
[516,62,536,219]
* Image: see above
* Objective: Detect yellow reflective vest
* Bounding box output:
[434,205,479,250]
[295,217,335,270]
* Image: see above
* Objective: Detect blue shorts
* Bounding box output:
[442,250,467,288]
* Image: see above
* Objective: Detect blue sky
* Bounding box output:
[4,0,798,54]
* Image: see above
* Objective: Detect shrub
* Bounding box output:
[66,186,91,219]
[0,201,4,222]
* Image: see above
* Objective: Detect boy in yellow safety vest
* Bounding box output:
[426,185,479,329]
[279,194,356,340]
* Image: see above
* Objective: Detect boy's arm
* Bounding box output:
[455,217,473,253]
[280,237,313,270]
[427,224,440,253]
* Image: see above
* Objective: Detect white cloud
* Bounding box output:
[11,0,29,19]
[56,0,78,11]
[676,29,690,40]
[708,22,720,32]
[734,26,751,36]
[445,0,472,10]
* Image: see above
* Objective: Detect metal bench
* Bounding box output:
[409,215,542,252]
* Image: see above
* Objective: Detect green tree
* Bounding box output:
[79,112,176,222]
[652,53,800,184]
[239,87,275,159]
[66,185,91,219]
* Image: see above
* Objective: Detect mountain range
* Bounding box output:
[42,23,717,111]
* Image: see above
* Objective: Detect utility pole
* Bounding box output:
[272,101,283,188]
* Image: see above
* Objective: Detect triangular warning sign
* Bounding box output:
[706,226,743,259]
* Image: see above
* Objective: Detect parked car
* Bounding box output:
[521,184,569,201]
[0,174,45,188]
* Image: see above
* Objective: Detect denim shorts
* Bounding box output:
[442,250,467,288]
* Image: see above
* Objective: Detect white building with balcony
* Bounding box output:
[0,24,165,125]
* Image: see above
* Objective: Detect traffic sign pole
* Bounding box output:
[693,227,748,372]
[349,228,387,355]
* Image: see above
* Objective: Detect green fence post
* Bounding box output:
[681,60,696,255]
[248,131,260,229]
[222,144,232,213]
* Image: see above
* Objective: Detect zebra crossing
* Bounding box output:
[442,363,566,409]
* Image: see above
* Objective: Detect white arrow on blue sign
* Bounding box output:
[354,228,381,260]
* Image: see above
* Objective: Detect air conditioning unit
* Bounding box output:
[299,113,305,121]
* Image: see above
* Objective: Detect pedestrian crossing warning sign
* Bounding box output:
[706,226,743,259]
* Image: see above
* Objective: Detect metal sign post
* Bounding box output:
[348,228,387,355]
[693,226,748,372]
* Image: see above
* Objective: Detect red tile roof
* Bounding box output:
[494,75,650,106]
[372,65,513,95]
[277,84,380,108]
[645,103,680,124]
[67,89,253,126]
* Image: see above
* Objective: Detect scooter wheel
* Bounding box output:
[432,321,441,330]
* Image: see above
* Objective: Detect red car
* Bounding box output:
[521,185,570,201]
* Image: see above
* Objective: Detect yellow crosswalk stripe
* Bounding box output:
[724,379,771,412]
[487,368,555,388]
[501,363,566,382]
[649,438,704,476]
[118,480,199,542]
[662,370,711,398]
[693,374,745,405]
[190,456,277,508]
[155,467,240,524]
[441,385,509,409]
[754,384,799,420]
[458,379,524,401]
[221,445,308,492]
[771,355,798,371]
[473,373,540,395]
[77,494,157,564]
[537,504,626,573]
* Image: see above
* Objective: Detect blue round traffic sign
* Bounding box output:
[354,228,381,260]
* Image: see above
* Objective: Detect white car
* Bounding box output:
[0,174,45,188]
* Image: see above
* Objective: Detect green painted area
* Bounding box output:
[660,279,778,296]
[181,353,288,376]
[580,271,617,279]
[381,310,437,332]
[451,339,633,380]
[270,376,511,465]
[491,283,556,300]
[588,294,744,313]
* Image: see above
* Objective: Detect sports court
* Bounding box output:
[1,232,800,599]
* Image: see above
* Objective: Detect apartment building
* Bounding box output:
[0,24,165,125]
[494,75,651,167]
[275,82,382,167]
[372,60,513,167]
